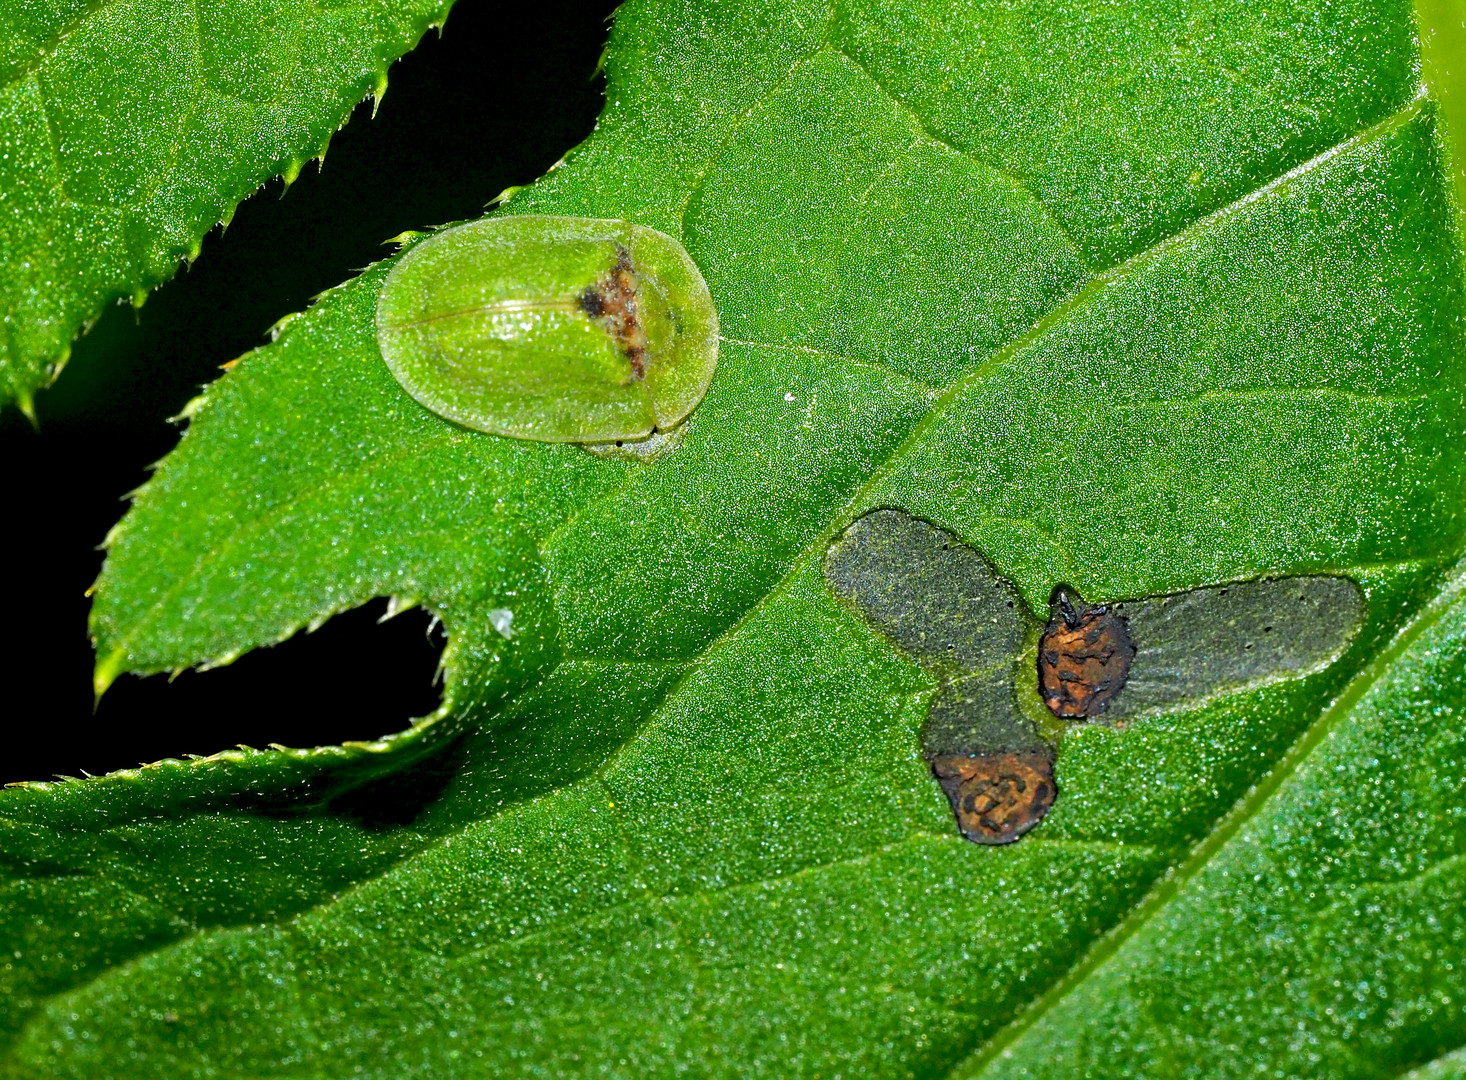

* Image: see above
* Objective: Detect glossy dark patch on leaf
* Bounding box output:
[1104,575,1365,719]
[823,508,1029,671]
[1039,587,1136,719]
[824,509,1052,843]
[924,669,1046,758]
[926,670,1056,845]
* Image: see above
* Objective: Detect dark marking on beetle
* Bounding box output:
[578,289,605,318]
[1038,586,1136,719]
[930,749,1055,844]
[579,245,648,381]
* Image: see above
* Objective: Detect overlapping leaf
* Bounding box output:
[3,0,1465,1075]
[0,0,454,411]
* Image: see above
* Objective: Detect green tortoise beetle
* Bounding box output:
[376,215,719,444]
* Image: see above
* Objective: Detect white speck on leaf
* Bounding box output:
[488,608,515,639]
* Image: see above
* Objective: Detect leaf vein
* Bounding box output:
[0,0,115,92]
[828,42,1090,264]
[674,33,831,239]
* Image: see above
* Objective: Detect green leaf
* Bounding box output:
[5,0,1466,1075]
[0,0,453,413]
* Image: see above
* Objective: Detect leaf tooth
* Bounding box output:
[381,595,421,621]
[370,69,389,117]
[92,647,126,704]
[168,393,210,424]
[195,650,240,672]
[57,342,74,364]
[268,312,299,341]
[280,158,304,188]
[13,388,37,427]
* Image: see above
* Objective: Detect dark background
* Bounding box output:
[1,0,618,784]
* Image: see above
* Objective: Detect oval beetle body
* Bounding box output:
[375,215,719,443]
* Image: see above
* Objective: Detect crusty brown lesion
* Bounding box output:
[1038,587,1135,719]
[930,751,1056,844]
[579,245,649,381]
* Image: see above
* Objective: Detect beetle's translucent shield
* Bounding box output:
[376,215,719,444]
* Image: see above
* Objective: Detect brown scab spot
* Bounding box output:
[931,751,1055,845]
[579,245,648,381]
[1038,587,1135,719]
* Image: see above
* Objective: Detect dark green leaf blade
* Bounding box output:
[833,0,1421,265]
